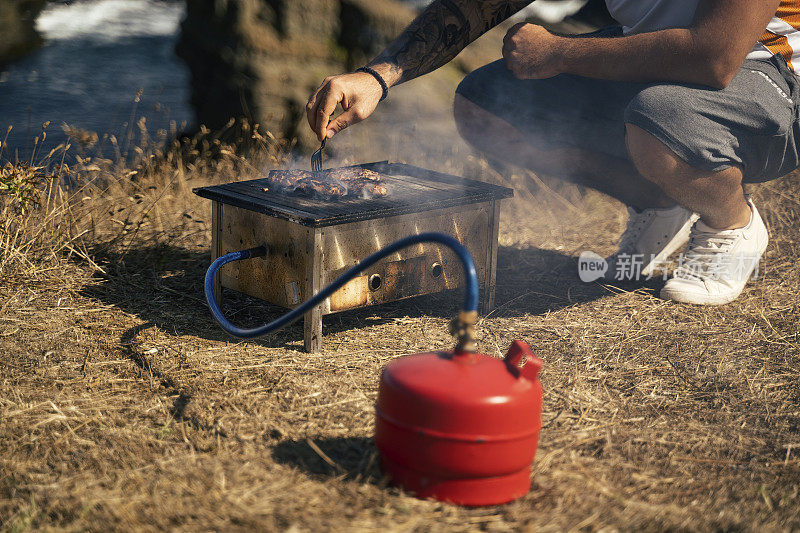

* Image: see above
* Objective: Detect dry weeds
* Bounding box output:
[1,123,799,532]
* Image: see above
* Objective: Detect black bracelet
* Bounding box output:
[356,66,389,102]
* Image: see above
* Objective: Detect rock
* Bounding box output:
[0,0,45,67]
[178,0,339,150]
[339,0,415,69]
[176,0,422,150]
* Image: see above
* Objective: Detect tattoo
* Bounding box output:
[372,0,530,85]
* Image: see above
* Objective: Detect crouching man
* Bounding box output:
[306,0,799,305]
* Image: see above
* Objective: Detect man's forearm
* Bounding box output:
[551,0,779,89]
[368,0,530,87]
[555,30,732,88]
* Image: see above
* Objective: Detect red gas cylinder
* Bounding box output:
[375,340,543,506]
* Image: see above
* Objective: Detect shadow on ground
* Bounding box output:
[491,246,664,317]
[81,242,656,349]
[271,437,384,484]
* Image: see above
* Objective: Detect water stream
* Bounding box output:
[0,0,191,162]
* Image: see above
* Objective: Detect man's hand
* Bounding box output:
[306,72,384,142]
[502,23,563,80]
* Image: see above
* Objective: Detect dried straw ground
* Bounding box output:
[2,118,800,531]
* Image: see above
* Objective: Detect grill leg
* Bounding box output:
[304,311,322,353]
[212,201,224,305]
[481,200,501,314]
[304,228,324,353]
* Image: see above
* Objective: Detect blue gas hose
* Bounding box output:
[204,232,478,338]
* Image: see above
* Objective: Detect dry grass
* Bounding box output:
[1,122,800,532]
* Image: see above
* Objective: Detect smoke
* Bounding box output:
[282,79,474,179]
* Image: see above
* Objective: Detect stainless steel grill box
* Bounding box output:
[193,161,513,352]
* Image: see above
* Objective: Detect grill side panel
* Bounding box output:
[215,204,313,310]
[321,204,491,313]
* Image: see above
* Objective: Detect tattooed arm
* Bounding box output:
[306,0,530,141]
[369,0,531,86]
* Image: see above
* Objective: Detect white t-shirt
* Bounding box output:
[604,0,800,72]
[605,0,699,35]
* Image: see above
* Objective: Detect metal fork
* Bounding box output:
[310,138,326,171]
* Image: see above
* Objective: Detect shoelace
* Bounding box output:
[617,209,654,253]
[674,228,740,280]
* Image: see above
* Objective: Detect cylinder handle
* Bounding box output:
[504,340,543,381]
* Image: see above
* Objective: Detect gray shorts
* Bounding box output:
[456,40,800,183]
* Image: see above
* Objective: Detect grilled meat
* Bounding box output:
[362,183,388,197]
[325,167,382,183]
[264,168,387,198]
[294,177,348,197]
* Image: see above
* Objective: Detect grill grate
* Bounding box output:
[193,161,514,227]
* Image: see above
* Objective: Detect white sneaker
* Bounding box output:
[661,200,769,305]
[606,205,699,280]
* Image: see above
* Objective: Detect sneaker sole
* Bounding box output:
[660,287,742,306]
